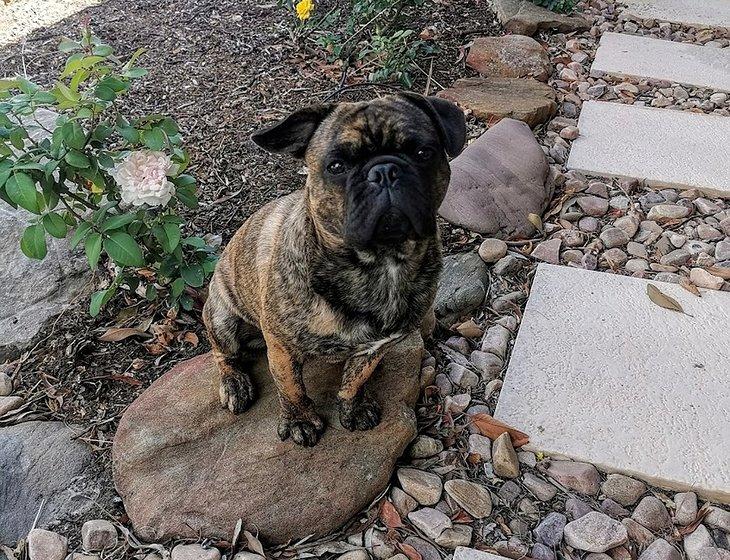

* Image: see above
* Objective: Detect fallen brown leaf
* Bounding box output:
[456,319,483,339]
[380,500,403,529]
[398,543,423,560]
[679,277,701,298]
[470,413,529,447]
[646,284,685,314]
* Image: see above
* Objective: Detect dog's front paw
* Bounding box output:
[219,374,256,414]
[277,407,325,447]
[338,397,381,431]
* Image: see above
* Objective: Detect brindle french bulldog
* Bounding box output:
[203,92,465,446]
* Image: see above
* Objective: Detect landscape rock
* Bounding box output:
[523,472,557,502]
[563,511,628,553]
[601,474,646,506]
[647,204,691,222]
[601,498,630,519]
[638,539,681,560]
[705,506,730,533]
[488,0,590,36]
[673,492,697,525]
[544,460,601,495]
[470,351,503,378]
[0,395,22,416]
[531,238,562,264]
[439,118,552,238]
[623,518,657,548]
[391,487,417,518]
[0,422,101,544]
[478,238,508,263]
[0,206,90,360]
[170,544,220,560]
[437,77,557,127]
[632,496,672,532]
[697,549,730,560]
[0,371,12,396]
[408,508,451,539]
[113,334,424,543]
[435,524,473,549]
[434,253,489,322]
[80,520,117,551]
[492,432,520,479]
[404,536,440,560]
[337,552,369,560]
[444,479,493,518]
[397,468,443,506]
[690,268,724,290]
[27,529,68,560]
[467,434,492,461]
[684,525,715,560]
[534,512,567,547]
[408,436,443,459]
[480,325,511,358]
[467,35,551,81]
[565,497,594,520]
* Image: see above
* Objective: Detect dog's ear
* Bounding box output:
[399,92,466,157]
[251,104,335,158]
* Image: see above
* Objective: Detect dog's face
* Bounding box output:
[252,93,466,249]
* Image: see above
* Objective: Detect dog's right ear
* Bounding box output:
[251,104,335,158]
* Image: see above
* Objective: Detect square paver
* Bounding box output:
[624,0,730,29]
[592,32,730,92]
[454,547,508,560]
[494,264,730,503]
[567,101,730,197]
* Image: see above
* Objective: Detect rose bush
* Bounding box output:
[0,27,217,315]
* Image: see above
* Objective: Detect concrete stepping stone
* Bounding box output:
[494,264,730,503]
[567,101,730,196]
[592,32,730,92]
[453,547,508,560]
[0,0,101,46]
[624,0,730,29]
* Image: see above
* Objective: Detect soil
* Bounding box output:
[0,0,500,551]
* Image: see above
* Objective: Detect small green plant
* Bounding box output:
[530,0,576,13]
[0,27,217,316]
[283,0,433,87]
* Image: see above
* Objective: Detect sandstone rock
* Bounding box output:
[534,512,567,547]
[434,253,489,323]
[0,371,12,396]
[601,474,646,506]
[170,544,220,560]
[27,529,68,560]
[0,395,23,416]
[0,206,90,360]
[439,118,552,238]
[563,512,628,553]
[391,487,417,518]
[638,538,681,560]
[435,524,472,549]
[81,520,117,551]
[478,238,508,264]
[467,35,551,81]
[409,507,451,539]
[437,78,556,128]
[632,496,672,532]
[531,239,562,264]
[623,518,657,548]
[444,479,493,518]
[1,422,101,545]
[408,436,443,459]
[690,268,724,290]
[488,0,590,36]
[684,525,715,560]
[673,492,697,526]
[705,506,730,533]
[397,468,443,506]
[492,432,520,479]
[523,473,557,502]
[544,460,601,495]
[113,334,423,544]
[646,204,691,222]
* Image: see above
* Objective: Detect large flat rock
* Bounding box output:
[439,118,552,239]
[487,0,590,36]
[624,0,730,29]
[567,101,730,197]
[592,32,730,92]
[113,333,424,544]
[0,0,101,46]
[437,77,557,128]
[453,548,507,560]
[0,421,102,544]
[494,264,730,503]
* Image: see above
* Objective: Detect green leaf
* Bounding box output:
[145,284,157,301]
[94,85,116,101]
[142,128,166,150]
[101,213,136,232]
[64,150,91,168]
[42,212,68,238]
[179,293,194,311]
[163,222,181,251]
[103,231,144,267]
[0,159,12,187]
[84,232,102,269]
[123,67,148,79]
[62,122,86,150]
[59,39,82,53]
[10,128,26,150]
[92,44,113,56]
[6,173,40,214]
[69,221,92,249]
[89,286,116,317]
[180,263,205,287]
[33,91,57,104]
[176,184,198,209]
[99,76,127,92]
[171,276,186,298]
[117,125,139,144]
[20,223,47,259]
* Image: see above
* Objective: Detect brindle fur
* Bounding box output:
[203,94,465,446]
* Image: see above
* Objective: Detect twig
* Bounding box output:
[31,498,46,531]
[424,57,434,96]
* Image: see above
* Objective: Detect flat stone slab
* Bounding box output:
[495,264,730,503]
[0,0,101,46]
[592,32,730,92]
[624,0,730,29]
[453,547,508,560]
[567,101,730,197]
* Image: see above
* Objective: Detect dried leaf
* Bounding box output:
[646,284,684,313]
[244,530,265,556]
[707,266,730,280]
[527,213,543,232]
[679,277,701,298]
[380,500,403,529]
[456,319,483,339]
[231,519,243,551]
[108,374,143,387]
[180,331,200,346]
[399,543,423,560]
[99,327,151,342]
[470,413,529,447]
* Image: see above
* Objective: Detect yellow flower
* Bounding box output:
[295,0,314,20]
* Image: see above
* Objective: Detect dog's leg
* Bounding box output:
[337,351,385,431]
[203,296,262,414]
[264,334,324,447]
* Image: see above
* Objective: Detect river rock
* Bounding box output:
[444,479,493,518]
[563,512,628,553]
[467,35,551,81]
[0,421,102,545]
[434,253,489,323]
[439,118,552,239]
[113,334,424,544]
[437,77,557,127]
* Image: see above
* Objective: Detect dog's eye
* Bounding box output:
[326,160,347,175]
[416,147,434,161]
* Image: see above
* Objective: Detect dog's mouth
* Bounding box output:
[343,156,436,247]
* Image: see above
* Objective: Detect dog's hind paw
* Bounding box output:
[338,397,381,432]
[219,374,256,414]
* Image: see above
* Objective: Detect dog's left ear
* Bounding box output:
[400,92,466,157]
[251,104,335,158]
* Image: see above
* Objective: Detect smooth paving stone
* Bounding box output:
[567,101,730,197]
[624,0,730,29]
[592,33,730,92]
[494,264,730,503]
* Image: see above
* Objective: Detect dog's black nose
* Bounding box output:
[368,162,401,188]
